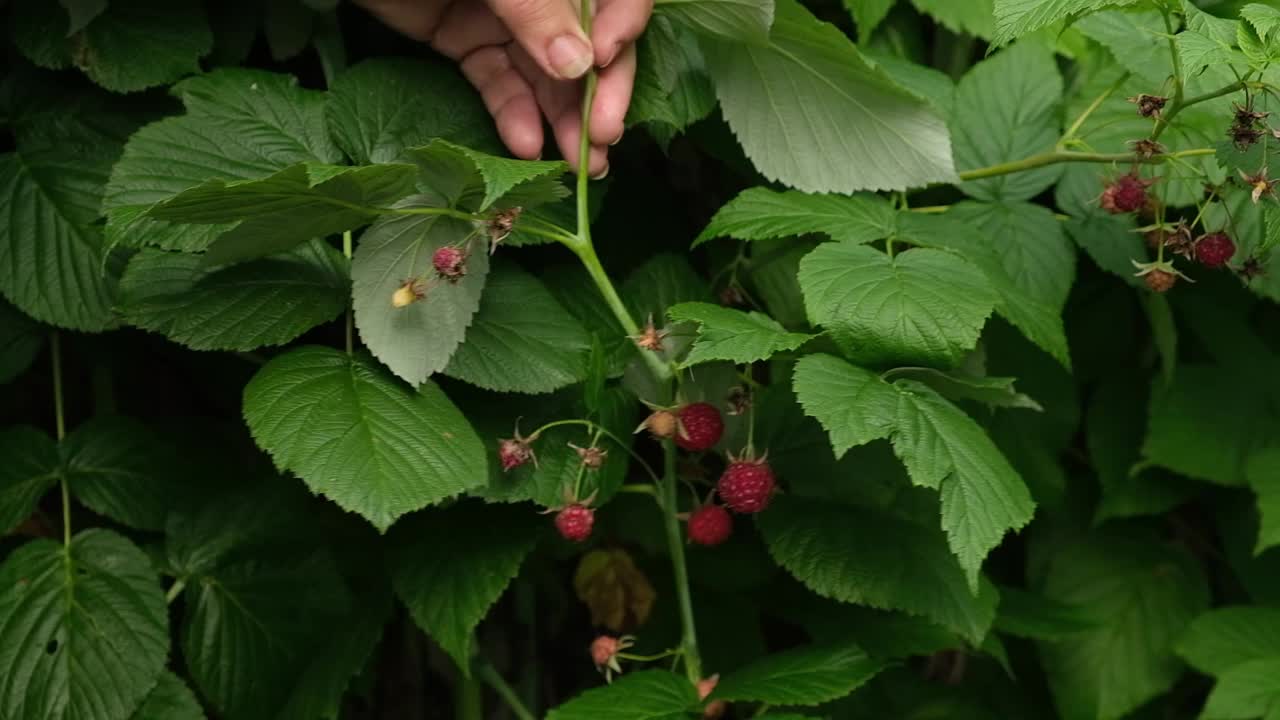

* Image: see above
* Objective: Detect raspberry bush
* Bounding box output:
[2,1,1280,719]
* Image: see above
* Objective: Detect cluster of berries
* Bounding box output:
[390,208,522,308]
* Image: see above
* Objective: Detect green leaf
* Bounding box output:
[0,426,59,535]
[759,495,1000,644]
[911,0,995,38]
[0,299,44,383]
[547,670,698,720]
[1244,3,1280,42]
[992,0,1141,46]
[952,42,1063,201]
[0,529,169,720]
[652,0,774,42]
[264,0,315,61]
[60,0,108,34]
[1202,658,1280,720]
[351,196,489,386]
[883,367,1043,411]
[794,354,1036,589]
[1064,214,1145,288]
[1038,529,1210,720]
[1177,606,1280,675]
[63,416,186,532]
[325,58,498,165]
[148,162,418,264]
[1248,449,1280,554]
[710,644,887,706]
[390,502,540,672]
[405,140,569,212]
[703,0,957,193]
[443,264,590,393]
[948,201,1075,312]
[694,188,895,247]
[627,16,717,145]
[799,244,996,368]
[130,672,205,720]
[666,302,814,367]
[119,240,348,351]
[993,586,1098,640]
[242,345,488,531]
[846,0,896,42]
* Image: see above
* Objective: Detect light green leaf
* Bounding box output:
[953,42,1063,201]
[703,0,957,193]
[791,353,897,456]
[119,240,348,351]
[883,367,1043,411]
[710,644,887,706]
[1243,3,1280,42]
[992,0,1142,46]
[994,586,1098,640]
[443,264,590,393]
[652,0,774,43]
[63,416,186,532]
[325,58,498,165]
[948,201,1075,312]
[130,672,205,720]
[547,670,698,720]
[1074,10,1170,86]
[0,529,169,720]
[1248,449,1280,554]
[1177,0,1246,74]
[1038,529,1210,720]
[405,140,569,212]
[1177,606,1280,675]
[351,196,489,386]
[390,502,540,672]
[911,0,995,38]
[694,188,895,247]
[799,243,996,368]
[1202,658,1280,720]
[667,302,814,367]
[0,426,59,535]
[846,0,896,42]
[242,345,488,531]
[759,495,1000,643]
[0,299,44,384]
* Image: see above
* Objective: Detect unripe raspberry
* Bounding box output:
[1144,268,1177,293]
[696,675,726,719]
[497,438,534,471]
[640,409,678,439]
[590,635,619,668]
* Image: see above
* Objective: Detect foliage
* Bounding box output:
[2,0,1279,718]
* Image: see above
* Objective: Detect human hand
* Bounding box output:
[355,0,653,178]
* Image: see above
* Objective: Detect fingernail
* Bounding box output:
[549,34,593,80]
[590,164,610,180]
[609,130,624,146]
[601,42,621,68]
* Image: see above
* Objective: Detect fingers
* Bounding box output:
[589,43,635,146]
[591,0,653,67]
[512,48,608,176]
[485,0,596,81]
[352,0,449,43]
[554,112,610,177]
[461,47,544,159]
[431,1,512,59]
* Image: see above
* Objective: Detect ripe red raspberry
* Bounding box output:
[555,504,594,542]
[675,403,724,451]
[1144,268,1177,293]
[717,456,775,513]
[1195,232,1235,268]
[687,504,732,546]
[1100,173,1152,214]
[432,245,468,280]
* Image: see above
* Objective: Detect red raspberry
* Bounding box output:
[687,504,732,546]
[676,403,724,452]
[497,437,534,472]
[717,457,775,513]
[1144,268,1177,293]
[432,245,468,280]
[1195,232,1235,268]
[1100,173,1152,214]
[590,635,619,668]
[555,504,594,542]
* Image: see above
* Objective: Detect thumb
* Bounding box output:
[486,0,594,81]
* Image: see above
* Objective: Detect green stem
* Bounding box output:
[1151,9,1185,141]
[343,231,354,355]
[571,241,672,384]
[957,148,1214,181]
[1060,71,1129,148]
[51,332,70,550]
[476,663,536,720]
[165,579,186,604]
[618,648,682,662]
[529,419,663,485]
[618,483,657,497]
[661,442,701,683]
[455,671,483,720]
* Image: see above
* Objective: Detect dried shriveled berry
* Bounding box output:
[1128,94,1167,118]
[1100,173,1153,214]
[432,245,469,281]
[1144,268,1177,293]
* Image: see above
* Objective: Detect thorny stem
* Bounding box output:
[476,662,536,720]
[343,231,354,355]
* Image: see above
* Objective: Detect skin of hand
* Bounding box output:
[354,0,654,178]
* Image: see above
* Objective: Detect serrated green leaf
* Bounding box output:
[63,416,186,531]
[390,502,540,672]
[627,16,717,145]
[948,201,1075,312]
[953,42,1063,201]
[547,670,698,720]
[130,672,205,720]
[711,644,887,706]
[405,140,569,212]
[846,0,896,42]
[243,345,488,530]
[443,264,590,393]
[1244,3,1280,41]
[119,240,347,351]
[884,367,1043,411]
[1038,529,1210,720]
[1177,606,1280,675]
[666,302,813,367]
[1063,214,1146,287]
[1178,0,1246,74]
[703,0,956,193]
[325,58,498,165]
[1248,449,1280,554]
[652,0,773,42]
[0,529,169,720]
[694,188,895,247]
[794,354,1035,589]
[624,253,715,322]
[759,495,999,643]
[0,299,43,384]
[911,0,995,38]
[992,0,1141,46]
[1201,658,1280,720]
[800,243,996,368]
[993,586,1097,640]
[351,196,489,386]
[0,426,59,535]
